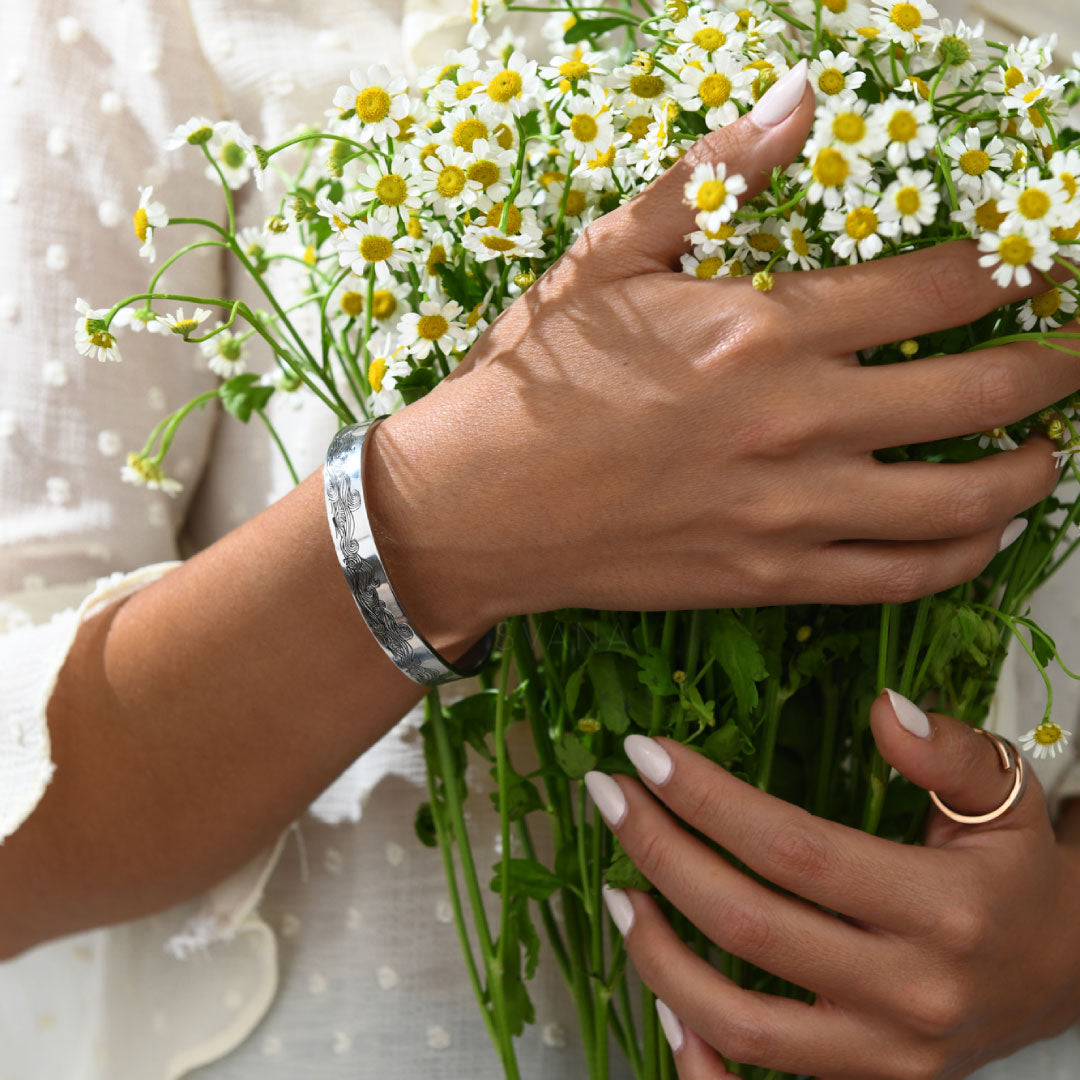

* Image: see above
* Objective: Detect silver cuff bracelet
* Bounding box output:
[323,419,495,685]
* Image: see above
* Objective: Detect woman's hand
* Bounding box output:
[365,65,1071,645]
[583,694,1080,1079]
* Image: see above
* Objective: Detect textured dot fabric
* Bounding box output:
[1,1,1080,1078]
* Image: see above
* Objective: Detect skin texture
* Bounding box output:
[591,698,1080,1080]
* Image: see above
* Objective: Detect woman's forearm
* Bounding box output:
[0,462,489,960]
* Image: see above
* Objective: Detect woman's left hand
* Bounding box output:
[585,691,1080,1080]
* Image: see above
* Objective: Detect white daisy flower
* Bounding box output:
[683,161,748,232]
[810,95,887,158]
[779,212,822,270]
[675,54,755,130]
[420,143,485,216]
[808,50,866,100]
[1047,149,1080,219]
[358,157,423,214]
[541,49,610,89]
[611,59,671,108]
[438,104,507,155]
[124,307,166,335]
[336,218,415,283]
[684,218,750,255]
[556,90,615,161]
[74,298,121,363]
[198,326,248,377]
[1019,721,1071,760]
[925,19,989,83]
[1053,439,1080,469]
[122,453,183,497]
[161,306,212,337]
[164,116,215,151]
[967,427,1019,451]
[871,0,938,51]
[998,168,1069,235]
[880,167,941,234]
[132,185,168,262]
[799,144,872,208]
[1002,74,1069,146]
[1019,286,1078,332]
[680,249,729,280]
[473,52,541,116]
[942,128,1010,200]
[977,227,1057,288]
[332,65,411,145]
[873,96,937,167]
[315,191,367,237]
[824,191,900,263]
[462,223,544,261]
[365,336,413,416]
[573,138,626,191]
[792,0,870,34]
[951,174,1007,235]
[397,299,469,360]
[204,121,255,190]
[461,137,515,208]
[670,10,744,64]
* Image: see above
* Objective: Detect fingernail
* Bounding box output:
[602,884,635,935]
[750,59,808,129]
[885,688,930,738]
[584,771,628,828]
[998,517,1028,552]
[656,999,686,1054]
[624,734,674,786]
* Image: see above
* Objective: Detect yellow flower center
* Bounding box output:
[303,244,317,266]
[1003,65,1024,91]
[456,79,483,101]
[888,110,918,143]
[705,223,736,240]
[437,166,467,198]
[812,148,849,187]
[626,115,652,141]
[695,256,724,278]
[375,174,408,206]
[564,189,587,216]
[468,160,500,188]
[998,234,1035,266]
[89,329,116,349]
[695,179,728,211]
[1017,188,1052,220]
[368,355,387,392]
[1061,174,1078,202]
[832,112,866,143]
[482,235,519,252]
[1032,287,1062,318]
[895,186,922,215]
[889,2,922,31]
[485,202,522,232]
[341,291,364,317]
[372,290,397,320]
[817,68,845,95]
[133,207,149,242]
[699,73,732,108]
[590,146,616,170]
[1053,222,1080,243]
[356,86,391,123]
[822,0,848,11]
[406,214,423,239]
[560,60,590,79]
[453,118,489,151]
[397,115,417,142]
[693,28,725,51]
[417,313,449,340]
[360,234,394,262]
[845,206,879,240]
[629,74,665,98]
[791,227,810,257]
[426,243,447,273]
[1012,147,1028,172]
[171,319,198,335]
[488,70,523,103]
[494,123,515,149]
[959,148,990,175]
[570,114,599,142]
[974,199,1005,231]
[1033,721,1064,746]
[749,232,780,252]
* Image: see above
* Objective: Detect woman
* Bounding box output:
[1,1,1079,1078]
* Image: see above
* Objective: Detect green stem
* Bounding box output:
[256,407,300,485]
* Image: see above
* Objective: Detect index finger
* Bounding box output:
[623,734,939,935]
[774,240,1067,355]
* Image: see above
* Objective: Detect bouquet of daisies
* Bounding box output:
[76,1,1080,1076]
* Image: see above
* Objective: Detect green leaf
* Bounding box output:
[679,681,715,726]
[711,612,768,718]
[563,15,632,43]
[413,801,438,848]
[514,898,542,981]
[394,366,437,404]
[553,733,597,779]
[565,655,591,714]
[604,849,651,892]
[447,691,497,760]
[490,857,563,900]
[637,646,678,696]
[702,721,744,765]
[588,653,631,734]
[219,373,273,423]
[1016,616,1057,668]
[491,773,545,821]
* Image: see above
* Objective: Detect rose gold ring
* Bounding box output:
[928,729,1027,825]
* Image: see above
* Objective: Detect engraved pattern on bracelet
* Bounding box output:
[324,419,494,685]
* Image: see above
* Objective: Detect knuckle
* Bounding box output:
[918,251,980,323]
[763,820,833,884]
[721,1009,773,1065]
[743,553,797,600]
[876,555,934,605]
[897,1045,950,1080]
[938,898,992,955]
[943,477,999,535]
[972,358,1025,423]
[905,974,970,1038]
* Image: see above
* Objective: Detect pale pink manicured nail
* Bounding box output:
[999,517,1028,552]
[885,688,930,738]
[602,884,635,936]
[584,771,628,827]
[656,999,686,1054]
[750,59,808,128]
[624,734,674,786]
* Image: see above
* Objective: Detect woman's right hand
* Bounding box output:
[364,67,1072,645]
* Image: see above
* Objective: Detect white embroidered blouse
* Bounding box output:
[2,2,1080,1078]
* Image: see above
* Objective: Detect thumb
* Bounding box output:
[869,688,1047,842]
[605,59,814,275]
